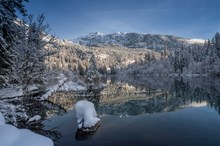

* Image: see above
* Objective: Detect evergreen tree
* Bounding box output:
[214,32,220,58]
[14,14,56,95]
[85,54,101,90]
[78,61,85,76]
[144,53,151,63]
[0,0,28,85]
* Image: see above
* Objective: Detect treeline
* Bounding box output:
[46,43,158,75]
[122,33,220,76]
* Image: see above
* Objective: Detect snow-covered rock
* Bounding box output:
[27,84,39,92]
[28,115,41,123]
[0,87,23,99]
[0,113,53,146]
[75,100,100,131]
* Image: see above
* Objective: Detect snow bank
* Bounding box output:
[0,87,23,99]
[0,125,54,146]
[58,81,86,92]
[0,73,68,100]
[75,100,100,129]
[0,85,38,99]
[0,113,53,146]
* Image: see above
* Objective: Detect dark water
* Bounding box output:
[43,76,220,146]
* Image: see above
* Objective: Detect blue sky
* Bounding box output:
[23,0,220,39]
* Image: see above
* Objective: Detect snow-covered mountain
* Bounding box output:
[75,32,205,50]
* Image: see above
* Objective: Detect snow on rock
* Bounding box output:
[27,84,38,92]
[0,87,23,99]
[75,100,100,130]
[27,115,41,123]
[58,81,87,92]
[0,113,54,146]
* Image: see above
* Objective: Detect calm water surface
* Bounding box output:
[43,76,220,146]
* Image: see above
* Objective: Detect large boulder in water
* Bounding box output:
[75,100,100,132]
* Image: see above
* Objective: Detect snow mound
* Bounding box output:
[0,113,53,146]
[75,100,100,129]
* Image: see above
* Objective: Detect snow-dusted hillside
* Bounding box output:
[75,32,205,50]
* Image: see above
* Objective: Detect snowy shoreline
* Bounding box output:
[0,73,89,126]
[0,73,88,100]
[0,113,54,146]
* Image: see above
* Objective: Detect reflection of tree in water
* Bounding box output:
[206,86,220,115]
[98,76,220,116]
[37,76,220,119]
[48,92,77,111]
[171,78,220,115]
[15,76,220,145]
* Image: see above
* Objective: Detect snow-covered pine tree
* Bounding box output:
[14,14,56,95]
[85,53,101,91]
[0,0,28,86]
[214,32,220,58]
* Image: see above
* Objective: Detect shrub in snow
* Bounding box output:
[0,113,53,146]
[75,100,100,132]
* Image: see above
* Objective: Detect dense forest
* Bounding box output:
[121,33,220,76]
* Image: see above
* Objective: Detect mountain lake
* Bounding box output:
[41,75,220,146]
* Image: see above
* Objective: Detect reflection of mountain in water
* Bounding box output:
[97,76,220,116]
[37,76,220,145]
[45,76,220,117]
[47,92,77,111]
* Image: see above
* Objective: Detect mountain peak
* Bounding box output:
[88,32,105,36]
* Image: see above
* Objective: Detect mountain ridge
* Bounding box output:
[74,32,205,51]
